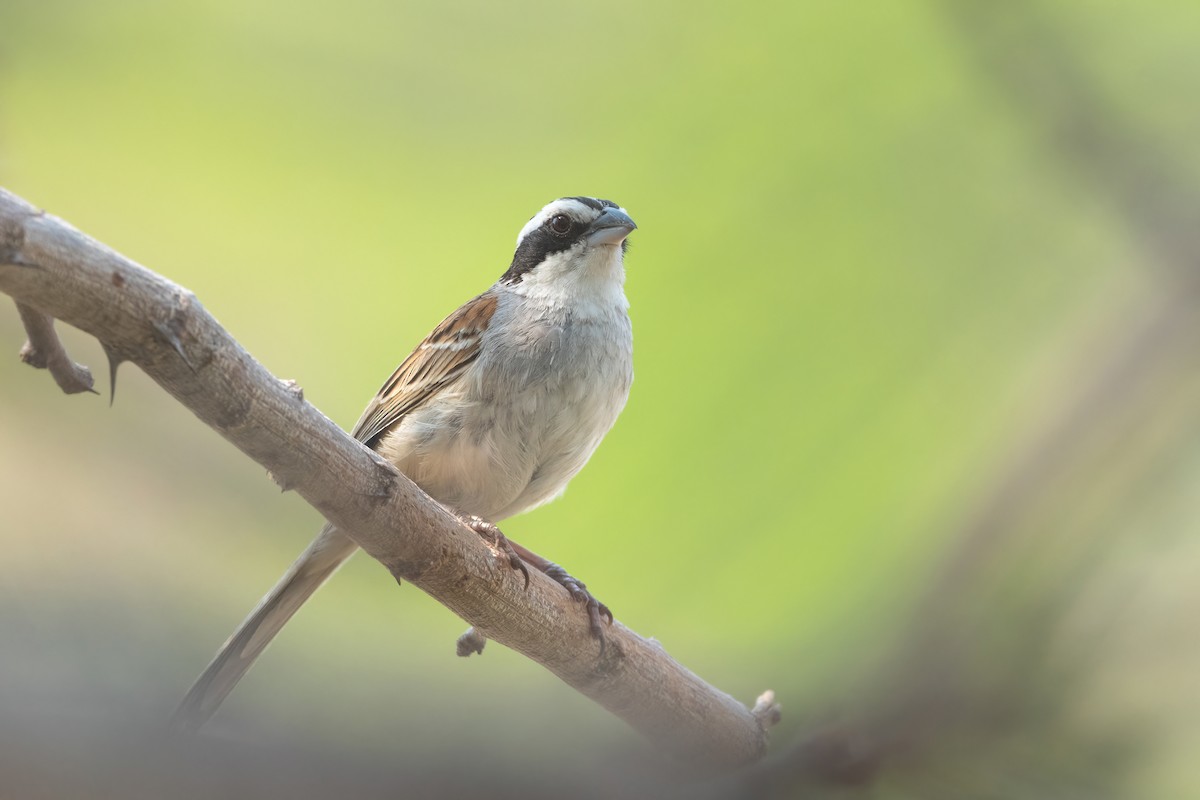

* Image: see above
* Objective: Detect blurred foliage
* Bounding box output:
[2,1,1199,797]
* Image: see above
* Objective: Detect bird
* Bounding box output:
[170,196,637,734]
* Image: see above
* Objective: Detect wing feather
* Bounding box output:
[351,292,497,448]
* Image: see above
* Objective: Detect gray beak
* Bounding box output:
[586,207,637,246]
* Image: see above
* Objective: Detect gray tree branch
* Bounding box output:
[0,186,777,770]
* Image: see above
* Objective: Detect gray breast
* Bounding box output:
[469,302,632,517]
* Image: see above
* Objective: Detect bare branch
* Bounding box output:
[0,187,775,769]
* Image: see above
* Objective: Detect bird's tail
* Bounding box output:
[169,523,358,734]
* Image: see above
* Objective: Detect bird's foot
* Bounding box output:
[541,562,613,642]
[462,516,530,589]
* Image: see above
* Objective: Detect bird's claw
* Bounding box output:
[462,516,531,589]
[460,516,611,655]
[543,563,613,642]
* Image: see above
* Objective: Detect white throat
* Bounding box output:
[506,242,629,316]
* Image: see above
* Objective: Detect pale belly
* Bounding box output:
[375,317,632,522]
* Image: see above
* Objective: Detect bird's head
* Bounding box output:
[500,197,636,294]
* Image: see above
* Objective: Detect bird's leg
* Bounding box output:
[459,516,612,649]
[508,540,613,641]
[461,515,530,588]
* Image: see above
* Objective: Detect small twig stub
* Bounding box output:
[15,301,97,395]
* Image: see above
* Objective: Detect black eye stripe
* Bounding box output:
[501,224,583,284]
[499,197,623,284]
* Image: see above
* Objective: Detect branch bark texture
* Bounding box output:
[0,187,776,769]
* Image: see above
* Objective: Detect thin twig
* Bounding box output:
[15,301,97,394]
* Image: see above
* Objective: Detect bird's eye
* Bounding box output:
[548,214,572,235]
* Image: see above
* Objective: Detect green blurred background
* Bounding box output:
[2,1,1199,797]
